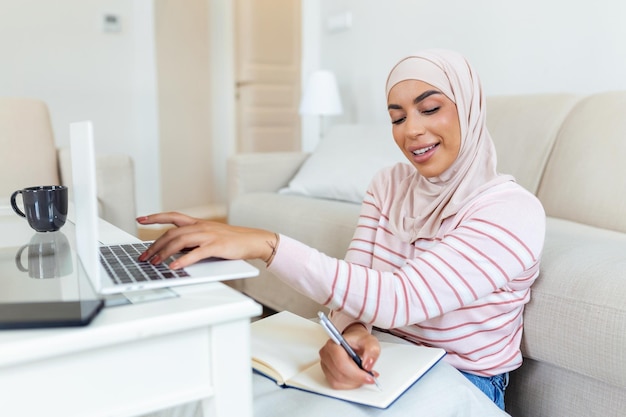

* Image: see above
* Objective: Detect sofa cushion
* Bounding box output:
[537,92,626,233]
[522,217,626,389]
[486,93,581,194]
[506,357,625,417]
[279,124,407,204]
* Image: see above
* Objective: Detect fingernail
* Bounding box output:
[170,261,180,270]
[138,252,148,262]
[364,358,374,371]
[150,255,161,265]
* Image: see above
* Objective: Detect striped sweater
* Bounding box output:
[269,164,545,376]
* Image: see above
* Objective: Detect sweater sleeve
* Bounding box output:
[330,188,381,333]
[268,176,545,329]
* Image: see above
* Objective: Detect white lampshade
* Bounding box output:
[299,70,343,116]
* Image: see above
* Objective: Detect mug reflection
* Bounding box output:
[15,231,73,279]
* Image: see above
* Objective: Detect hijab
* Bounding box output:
[384,49,513,242]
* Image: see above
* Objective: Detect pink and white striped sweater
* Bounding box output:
[268,163,545,376]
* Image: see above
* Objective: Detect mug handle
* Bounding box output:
[10,190,26,217]
[15,245,29,272]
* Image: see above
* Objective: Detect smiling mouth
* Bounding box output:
[412,144,438,156]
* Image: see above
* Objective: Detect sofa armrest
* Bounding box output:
[57,147,137,236]
[227,152,310,203]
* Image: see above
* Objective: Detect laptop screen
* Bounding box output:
[69,120,103,293]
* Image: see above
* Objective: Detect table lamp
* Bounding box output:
[299,70,343,137]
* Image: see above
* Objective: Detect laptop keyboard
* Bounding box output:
[99,242,190,284]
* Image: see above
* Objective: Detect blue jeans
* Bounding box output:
[460,371,509,410]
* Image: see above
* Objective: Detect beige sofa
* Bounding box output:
[227,91,626,416]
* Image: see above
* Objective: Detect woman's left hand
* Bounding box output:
[319,323,381,389]
[136,212,277,269]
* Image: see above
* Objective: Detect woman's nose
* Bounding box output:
[405,115,425,138]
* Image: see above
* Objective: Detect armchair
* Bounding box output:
[0,97,137,235]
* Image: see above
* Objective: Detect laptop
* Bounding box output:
[69,120,259,295]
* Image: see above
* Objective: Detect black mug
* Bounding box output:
[11,185,69,232]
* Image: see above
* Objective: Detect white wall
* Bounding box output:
[312,0,626,127]
[209,0,237,204]
[5,1,625,213]
[300,0,321,152]
[1,0,238,215]
[0,0,160,214]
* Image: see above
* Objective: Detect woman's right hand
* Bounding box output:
[318,323,381,389]
[136,212,278,269]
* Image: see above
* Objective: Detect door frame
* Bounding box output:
[208,0,320,202]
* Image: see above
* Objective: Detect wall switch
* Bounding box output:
[326,12,352,33]
[102,13,121,33]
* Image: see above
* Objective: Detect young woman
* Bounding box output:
[138,49,545,411]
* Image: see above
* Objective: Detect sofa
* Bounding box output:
[226,92,626,416]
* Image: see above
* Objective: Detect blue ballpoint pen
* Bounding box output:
[318,311,381,390]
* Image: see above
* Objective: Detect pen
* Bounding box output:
[318,311,381,390]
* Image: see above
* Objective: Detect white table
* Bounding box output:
[0,204,262,417]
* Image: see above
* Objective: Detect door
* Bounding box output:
[235,0,301,152]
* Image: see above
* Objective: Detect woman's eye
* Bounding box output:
[422,106,440,115]
[391,117,405,125]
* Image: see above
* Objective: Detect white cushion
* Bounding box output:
[280,124,408,203]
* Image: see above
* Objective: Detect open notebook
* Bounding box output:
[251,311,446,409]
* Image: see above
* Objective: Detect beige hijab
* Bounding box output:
[385,49,513,242]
